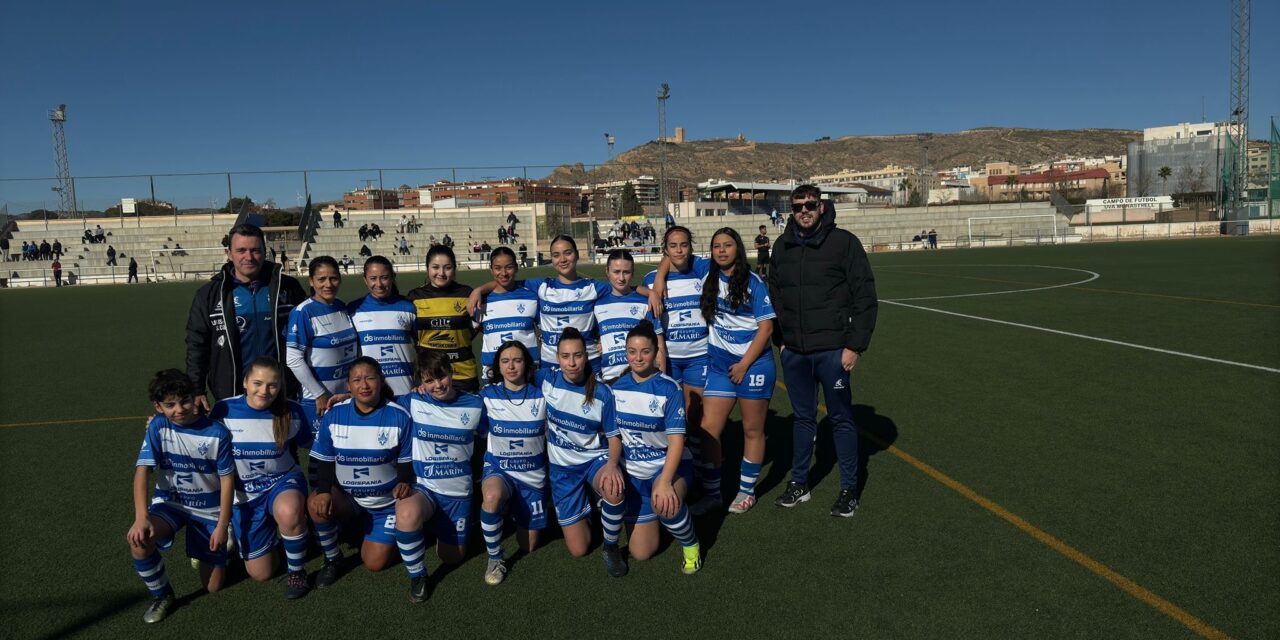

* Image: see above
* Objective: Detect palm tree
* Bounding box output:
[1004,175,1018,202]
[1157,166,1172,196]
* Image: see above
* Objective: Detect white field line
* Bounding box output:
[882,264,1100,301]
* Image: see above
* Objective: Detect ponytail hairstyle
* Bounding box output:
[363,255,399,297]
[488,341,537,387]
[245,356,291,449]
[699,228,751,325]
[557,327,596,407]
[489,245,517,267]
[348,356,396,403]
[307,255,341,296]
[625,319,659,349]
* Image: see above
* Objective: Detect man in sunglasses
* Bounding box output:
[767,184,878,518]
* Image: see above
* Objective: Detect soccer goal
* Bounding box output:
[966,213,1061,247]
[148,247,227,281]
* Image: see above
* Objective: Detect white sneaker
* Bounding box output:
[484,559,508,586]
[727,492,757,514]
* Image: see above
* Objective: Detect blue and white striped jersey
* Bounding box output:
[539,369,618,468]
[593,290,663,380]
[402,390,487,498]
[348,294,417,397]
[210,395,313,504]
[309,399,412,510]
[478,288,541,370]
[286,298,359,399]
[523,277,610,364]
[707,271,776,369]
[480,382,549,489]
[610,372,689,480]
[645,256,711,362]
[136,415,234,523]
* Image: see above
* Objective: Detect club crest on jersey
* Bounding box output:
[530,399,542,415]
[648,398,660,414]
[629,305,640,317]
[516,303,526,314]
[454,301,465,314]
[378,431,389,446]
[694,281,703,293]
[460,412,471,425]
[197,441,210,456]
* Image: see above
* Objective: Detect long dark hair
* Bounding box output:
[307,256,340,296]
[626,319,659,349]
[557,327,596,407]
[363,255,399,297]
[244,356,291,449]
[425,245,457,286]
[489,246,517,267]
[348,356,395,403]
[487,341,537,387]
[700,228,750,324]
[662,225,692,254]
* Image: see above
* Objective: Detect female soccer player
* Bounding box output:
[478,340,549,585]
[348,256,417,396]
[407,246,479,392]
[286,256,359,425]
[398,351,487,578]
[594,249,664,382]
[644,226,715,512]
[210,357,313,599]
[542,327,628,577]
[306,357,427,602]
[612,320,700,573]
[699,228,775,515]
[128,369,234,623]
[476,247,540,378]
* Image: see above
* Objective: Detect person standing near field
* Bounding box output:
[186,223,307,411]
[768,185,877,517]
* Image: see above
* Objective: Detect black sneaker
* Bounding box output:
[142,591,175,624]
[314,558,340,589]
[774,482,811,508]
[409,575,430,604]
[601,544,629,578]
[830,489,859,518]
[284,570,310,600]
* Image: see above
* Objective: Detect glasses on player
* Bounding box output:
[791,201,819,213]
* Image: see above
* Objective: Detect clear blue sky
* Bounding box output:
[1,0,1276,210]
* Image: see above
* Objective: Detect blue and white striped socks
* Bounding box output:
[314,521,342,561]
[738,458,762,497]
[132,552,171,598]
[480,509,504,560]
[395,527,428,578]
[659,505,697,547]
[281,529,309,573]
[600,499,625,546]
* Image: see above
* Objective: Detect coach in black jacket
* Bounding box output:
[185,223,306,411]
[767,184,878,518]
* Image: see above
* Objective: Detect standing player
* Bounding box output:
[476,247,540,378]
[542,327,628,577]
[348,256,417,396]
[478,341,549,585]
[399,351,487,581]
[407,246,479,392]
[594,249,664,382]
[210,357,313,599]
[699,228,775,515]
[286,256,359,425]
[306,357,427,602]
[644,226,716,513]
[754,225,770,278]
[612,321,700,573]
[127,370,234,623]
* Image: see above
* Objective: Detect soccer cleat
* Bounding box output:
[601,544,628,578]
[408,575,430,604]
[314,559,340,589]
[484,559,508,586]
[727,492,756,514]
[680,543,702,575]
[830,489,860,518]
[284,570,310,600]
[142,591,175,624]
[688,493,720,516]
[189,558,200,571]
[774,482,811,508]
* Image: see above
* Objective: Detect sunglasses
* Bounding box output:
[791,201,819,213]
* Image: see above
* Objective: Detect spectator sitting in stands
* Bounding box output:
[40,240,52,260]
[497,226,507,244]
[409,215,420,233]
[429,234,438,246]
[471,241,482,253]
[339,254,354,273]
[507,223,518,239]
[369,223,384,240]
[52,240,62,258]
[172,244,188,257]
[359,224,370,242]
[479,241,492,253]
[441,233,453,249]
[20,241,29,260]
[94,225,106,243]
[398,214,408,234]
[359,244,372,258]
[519,243,528,267]
[398,236,410,256]
[82,229,93,244]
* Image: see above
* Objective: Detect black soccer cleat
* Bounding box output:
[409,575,430,604]
[284,570,310,600]
[314,558,340,589]
[601,544,629,578]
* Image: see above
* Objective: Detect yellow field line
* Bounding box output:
[776,381,1231,640]
[884,267,1278,308]
[0,415,146,429]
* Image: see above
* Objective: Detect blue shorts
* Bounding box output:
[668,356,709,389]
[549,456,614,527]
[624,460,694,524]
[415,486,471,547]
[704,355,775,400]
[231,470,307,560]
[481,463,548,531]
[353,502,399,546]
[149,501,229,567]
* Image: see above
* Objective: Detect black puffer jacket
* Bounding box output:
[185,261,306,400]
[768,204,878,354]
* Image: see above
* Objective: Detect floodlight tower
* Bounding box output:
[48,104,77,218]
[605,133,616,161]
[657,83,670,210]
[917,133,933,206]
[1226,0,1250,232]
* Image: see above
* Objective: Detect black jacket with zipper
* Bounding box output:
[185,261,306,400]
[767,203,878,354]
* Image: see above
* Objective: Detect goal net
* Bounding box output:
[966,213,1061,247]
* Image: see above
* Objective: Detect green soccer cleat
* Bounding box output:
[681,543,702,575]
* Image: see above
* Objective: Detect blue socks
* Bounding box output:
[314,521,341,561]
[658,505,697,547]
[280,528,309,573]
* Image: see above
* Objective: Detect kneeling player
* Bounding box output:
[613,321,701,574]
[210,357,313,599]
[127,370,234,623]
[478,341,549,585]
